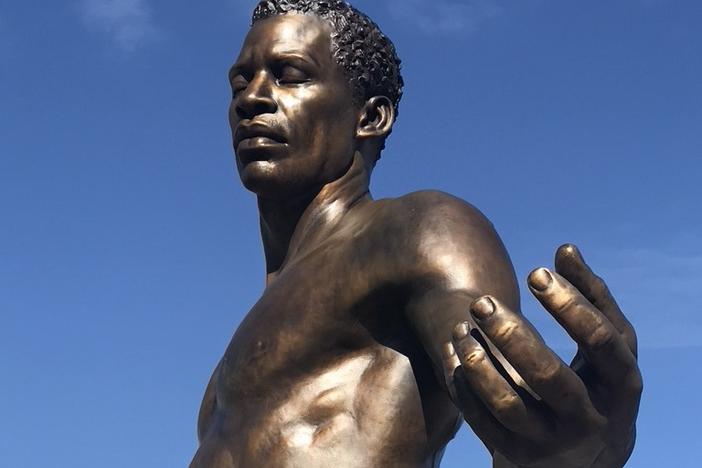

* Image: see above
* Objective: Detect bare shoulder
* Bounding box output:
[377,190,519,307]
[380,190,498,248]
[389,189,493,228]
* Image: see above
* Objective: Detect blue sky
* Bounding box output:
[1,0,700,466]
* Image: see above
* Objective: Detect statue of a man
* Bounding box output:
[191,1,642,466]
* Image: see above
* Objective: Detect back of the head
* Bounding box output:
[251,0,404,162]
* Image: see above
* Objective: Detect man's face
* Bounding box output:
[229,14,359,198]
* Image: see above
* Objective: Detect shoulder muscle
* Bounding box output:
[390,190,519,310]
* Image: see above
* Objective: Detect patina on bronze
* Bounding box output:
[191,1,642,467]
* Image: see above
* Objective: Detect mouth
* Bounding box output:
[234,123,287,152]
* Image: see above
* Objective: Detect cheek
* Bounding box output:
[315,102,357,147]
[283,88,356,127]
[278,92,301,114]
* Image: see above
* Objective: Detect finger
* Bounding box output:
[555,244,637,356]
[442,339,514,452]
[441,341,462,402]
[469,296,598,420]
[451,322,551,439]
[528,268,642,399]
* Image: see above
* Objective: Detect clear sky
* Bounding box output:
[1,1,700,467]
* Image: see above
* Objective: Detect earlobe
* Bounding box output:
[356,96,395,139]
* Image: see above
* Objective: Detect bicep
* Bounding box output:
[404,200,520,390]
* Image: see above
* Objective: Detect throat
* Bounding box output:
[258,151,371,279]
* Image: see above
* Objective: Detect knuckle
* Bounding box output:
[461,348,487,368]
[552,294,578,316]
[492,392,522,421]
[624,329,639,354]
[582,411,607,433]
[496,392,520,410]
[531,361,564,388]
[586,323,618,353]
[625,371,644,397]
[592,275,609,298]
[493,320,520,343]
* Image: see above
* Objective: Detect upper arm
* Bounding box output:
[400,192,519,387]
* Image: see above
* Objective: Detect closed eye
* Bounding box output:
[275,63,312,85]
[230,76,248,97]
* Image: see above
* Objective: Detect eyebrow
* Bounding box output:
[271,51,321,69]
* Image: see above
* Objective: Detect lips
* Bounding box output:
[234,122,287,149]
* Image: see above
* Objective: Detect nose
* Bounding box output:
[235,71,277,120]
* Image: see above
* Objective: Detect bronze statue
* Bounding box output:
[191,1,642,466]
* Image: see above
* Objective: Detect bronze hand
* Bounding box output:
[445,245,642,468]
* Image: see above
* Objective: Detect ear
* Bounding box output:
[355,96,395,139]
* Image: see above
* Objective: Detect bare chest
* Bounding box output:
[191,201,466,467]
[217,244,381,405]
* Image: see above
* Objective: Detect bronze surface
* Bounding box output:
[191,4,642,467]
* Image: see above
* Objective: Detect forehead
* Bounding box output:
[237,14,334,64]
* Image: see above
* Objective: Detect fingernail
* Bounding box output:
[453,321,470,340]
[471,296,495,320]
[530,268,553,292]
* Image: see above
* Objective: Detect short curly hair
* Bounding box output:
[251,0,404,122]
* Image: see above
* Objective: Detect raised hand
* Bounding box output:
[444,245,642,468]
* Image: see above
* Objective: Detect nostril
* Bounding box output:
[236,97,277,120]
[235,104,248,120]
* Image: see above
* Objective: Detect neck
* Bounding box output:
[257,151,371,281]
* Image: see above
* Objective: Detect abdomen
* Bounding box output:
[193,346,434,468]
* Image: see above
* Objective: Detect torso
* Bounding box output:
[191,194,464,468]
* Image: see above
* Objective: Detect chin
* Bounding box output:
[237,161,311,199]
